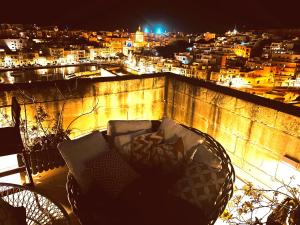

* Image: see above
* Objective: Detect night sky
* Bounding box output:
[1,0,300,32]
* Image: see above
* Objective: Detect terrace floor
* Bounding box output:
[2,165,285,225]
[32,166,235,225]
[33,166,80,225]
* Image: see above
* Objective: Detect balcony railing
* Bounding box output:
[0,73,299,187]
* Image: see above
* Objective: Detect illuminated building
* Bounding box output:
[63,50,86,64]
[0,49,5,67]
[135,26,144,43]
[133,26,147,48]
[104,37,128,53]
[49,48,64,62]
[233,44,251,58]
[175,52,192,64]
[0,38,27,52]
[203,32,216,41]
[123,39,133,56]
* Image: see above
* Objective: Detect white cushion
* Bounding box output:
[107,120,152,136]
[190,144,222,170]
[159,118,188,141]
[114,129,147,151]
[181,130,205,152]
[57,131,109,193]
[159,118,203,152]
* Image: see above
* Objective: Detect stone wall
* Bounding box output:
[0,75,165,138]
[166,76,300,187]
[1,73,299,186]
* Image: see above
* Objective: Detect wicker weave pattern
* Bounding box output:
[0,183,70,225]
[185,126,235,224]
[66,121,235,225]
[66,174,90,225]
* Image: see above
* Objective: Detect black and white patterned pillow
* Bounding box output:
[85,150,140,199]
[128,130,164,168]
[170,162,225,214]
[150,137,185,173]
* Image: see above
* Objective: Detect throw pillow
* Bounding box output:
[159,118,204,153]
[188,143,222,170]
[57,131,109,193]
[0,198,27,225]
[107,120,152,136]
[129,130,164,170]
[114,129,147,152]
[151,137,185,173]
[181,130,205,153]
[170,162,225,214]
[159,118,188,141]
[85,149,140,199]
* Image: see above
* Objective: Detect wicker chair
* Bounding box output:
[0,182,70,225]
[66,121,235,225]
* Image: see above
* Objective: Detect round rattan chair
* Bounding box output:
[0,183,70,225]
[66,121,235,225]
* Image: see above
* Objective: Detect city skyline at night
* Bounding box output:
[0,2,299,225]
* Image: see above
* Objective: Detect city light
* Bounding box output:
[155,27,162,35]
[0,21,299,225]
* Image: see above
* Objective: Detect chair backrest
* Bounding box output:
[11,96,21,128]
[0,97,34,185]
[0,97,23,156]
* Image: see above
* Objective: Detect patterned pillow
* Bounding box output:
[85,149,140,199]
[0,198,26,225]
[114,129,147,152]
[151,137,185,173]
[170,162,225,214]
[187,144,222,170]
[57,131,109,193]
[129,130,164,169]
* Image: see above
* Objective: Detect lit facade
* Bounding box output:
[233,44,251,58]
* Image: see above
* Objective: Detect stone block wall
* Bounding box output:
[0,76,165,138]
[1,73,299,186]
[166,77,300,187]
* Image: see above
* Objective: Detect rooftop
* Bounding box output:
[0,73,299,224]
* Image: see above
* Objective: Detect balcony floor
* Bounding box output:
[33,166,80,225]
[31,166,272,225]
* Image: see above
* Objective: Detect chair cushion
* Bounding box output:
[58,131,109,193]
[126,131,187,174]
[0,198,26,225]
[151,137,185,173]
[159,118,204,152]
[189,143,222,170]
[128,131,164,171]
[181,130,205,153]
[159,118,188,141]
[159,194,209,225]
[85,149,140,199]
[170,162,225,214]
[107,120,152,136]
[116,175,208,225]
[114,130,147,152]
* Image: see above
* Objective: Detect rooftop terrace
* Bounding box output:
[0,73,299,224]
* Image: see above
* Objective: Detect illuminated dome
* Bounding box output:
[135,26,144,43]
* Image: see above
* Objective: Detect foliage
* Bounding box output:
[221,177,300,225]
[0,87,101,152]
[20,105,70,152]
